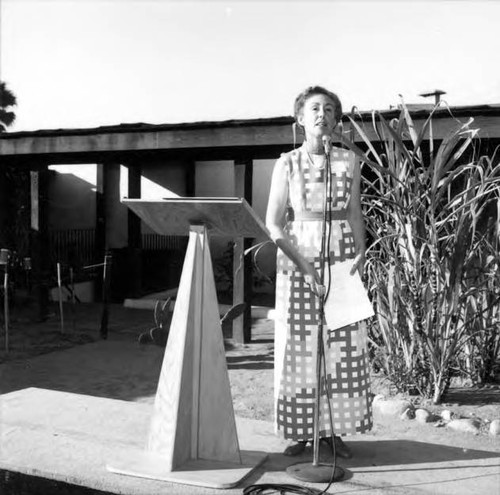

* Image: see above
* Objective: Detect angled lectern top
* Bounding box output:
[108,197,269,489]
[123,197,269,238]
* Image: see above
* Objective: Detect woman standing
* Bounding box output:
[266,86,372,458]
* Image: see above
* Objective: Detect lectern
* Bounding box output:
[107,198,270,488]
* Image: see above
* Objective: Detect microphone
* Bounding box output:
[322,135,332,155]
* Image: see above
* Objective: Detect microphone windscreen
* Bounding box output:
[322,135,332,154]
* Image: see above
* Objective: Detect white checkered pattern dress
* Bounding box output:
[274,144,373,441]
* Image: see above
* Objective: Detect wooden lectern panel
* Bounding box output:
[146,230,200,468]
[107,226,268,488]
[107,205,268,487]
[123,197,269,238]
[146,226,240,469]
[197,230,241,463]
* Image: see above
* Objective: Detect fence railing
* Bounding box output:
[49,228,96,268]
[142,233,187,251]
[49,229,187,266]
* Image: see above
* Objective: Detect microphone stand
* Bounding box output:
[287,137,345,484]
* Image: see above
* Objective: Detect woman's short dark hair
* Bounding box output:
[294,86,343,126]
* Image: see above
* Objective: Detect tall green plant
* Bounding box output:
[460,210,500,383]
[336,100,500,403]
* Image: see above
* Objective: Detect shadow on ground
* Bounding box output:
[0,341,164,401]
[443,386,500,406]
[241,439,500,491]
[271,440,500,470]
[226,353,274,370]
[345,439,500,468]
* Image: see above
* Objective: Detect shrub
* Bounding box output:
[336,99,500,403]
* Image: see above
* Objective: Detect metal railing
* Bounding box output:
[49,228,95,268]
[142,233,187,251]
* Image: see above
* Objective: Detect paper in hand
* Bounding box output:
[323,260,375,330]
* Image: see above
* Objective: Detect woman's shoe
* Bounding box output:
[321,436,353,459]
[283,440,307,456]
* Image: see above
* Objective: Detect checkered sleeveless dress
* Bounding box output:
[274,144,373,441]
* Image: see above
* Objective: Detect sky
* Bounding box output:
[1,0,500,132]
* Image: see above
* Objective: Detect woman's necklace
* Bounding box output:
[305,145,327,170]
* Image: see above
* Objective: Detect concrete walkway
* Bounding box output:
[1,304,499,494]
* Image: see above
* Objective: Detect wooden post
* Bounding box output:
[96,163,120,301]
[234,159,253,343]
[30,166,50,321]
[100,253,112,339]
[56,262,65,334]
[233,163,244,343]
[185,159,196,197]
[70,266,76,331]
[95,163,107,299]
[1,249,10,352]
[127,163,142,298]
[3,265,8,352]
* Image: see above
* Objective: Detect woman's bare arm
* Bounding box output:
[347,157,366,276]
[266,157,323,294]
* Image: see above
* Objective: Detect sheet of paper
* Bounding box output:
[323,260,375,330]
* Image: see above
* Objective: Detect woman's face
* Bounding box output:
[298,93,337,140]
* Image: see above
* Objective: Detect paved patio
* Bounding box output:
[1,302,499,494]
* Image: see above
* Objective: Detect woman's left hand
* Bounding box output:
[350,252,365,276]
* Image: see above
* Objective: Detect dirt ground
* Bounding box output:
[1,301,500,453]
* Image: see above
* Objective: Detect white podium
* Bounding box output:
[107,198,269,489]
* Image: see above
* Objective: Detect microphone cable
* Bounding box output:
[243,484,328,495]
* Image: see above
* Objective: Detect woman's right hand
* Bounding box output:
[303,266,325,298]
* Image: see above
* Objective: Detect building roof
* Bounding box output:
[1,103,499,165]
[2,103,500,139]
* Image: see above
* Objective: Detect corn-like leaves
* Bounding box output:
[348,101,500,402]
